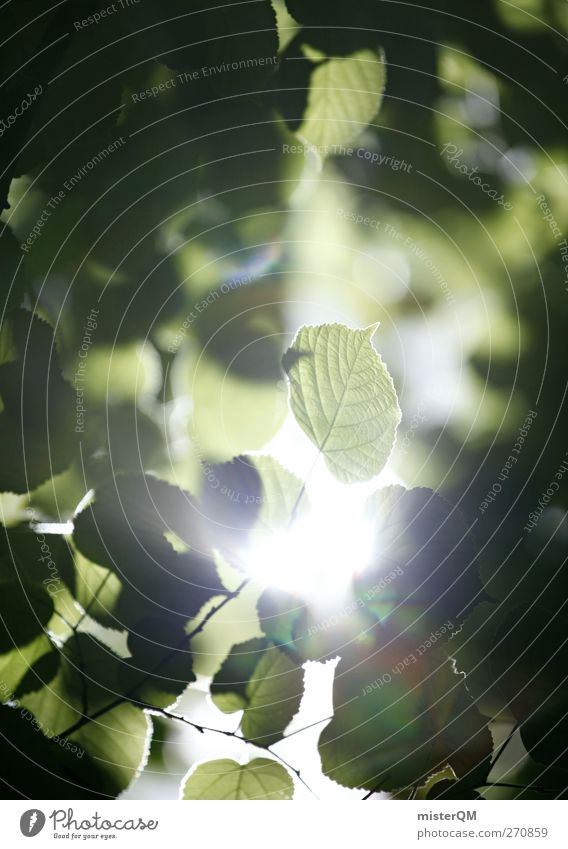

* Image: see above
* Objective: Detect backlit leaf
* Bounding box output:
[283,324,400,483]
[298,50,386,151]
[182,758,294,800]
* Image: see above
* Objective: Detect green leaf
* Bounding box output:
[72,475,226,631]
[0,579,53,653]
[319,636,492,792]
[22,634,150,797]
[13,647,60,699]
[211,639,304,746]
[298,50,386,151]
[241,646,304,746]
[200,455,309,571]
[0,633,55,698]
[0,704,132,800]
[283,324,400,483]
[211,638,270,712]
[182,758,294,800]
[174,348,288,462]
[122,616,195,709]
[250,455,310,535]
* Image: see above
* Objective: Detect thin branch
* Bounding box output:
[361,775,391,800]
[362,785,381,800]
[73,571,112,632]
[58,578,250,738]
[283,715,331,740]
[146,704,319,798]
[186,578,249,644]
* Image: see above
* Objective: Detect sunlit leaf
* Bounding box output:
[22,634,150,797]
[298,50,386,150]
[0,633,55,698]
[283,324,400,483]
[211,638,304,745]
[200,454,309,569]
[182,758,294,800]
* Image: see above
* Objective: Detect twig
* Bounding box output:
[58,579,250,738]
[283,715,331,739]
[73,571,112,632]
[146,704,319,798]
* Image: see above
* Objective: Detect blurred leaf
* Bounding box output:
[283,324,401,483]
[190,278,285,381]
[448,601,505,716]
[123,616,195,709]
[0,579,53,653]
[257,587,307,655]
[72,474,226,631]
[0,703,133,799]
[0,310,76,493]
[125,0,278,80]
[491,603,568,772]
[319,637,492,791]
[257,584,378,663]
[182,757,294,800]
[178,350,288,461]
[0,227,29,311]
[355,486,482,634]
[73,547,122,629]
[0,524,76,595]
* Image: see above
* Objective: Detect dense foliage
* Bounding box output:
[0,0,567,800]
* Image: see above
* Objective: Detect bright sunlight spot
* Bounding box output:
[244,486,375,602]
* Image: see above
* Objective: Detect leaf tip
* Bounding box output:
[365,321,381,340]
